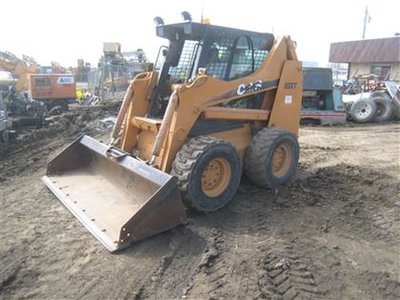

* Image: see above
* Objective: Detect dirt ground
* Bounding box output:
[1,107,399,300]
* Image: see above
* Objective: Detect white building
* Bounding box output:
[329,36,400,82]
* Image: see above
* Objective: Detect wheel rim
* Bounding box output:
[201,157,231,197]
[271,144,292,177]
[356,103,371,119]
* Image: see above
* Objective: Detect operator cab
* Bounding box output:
[151,21,275,117]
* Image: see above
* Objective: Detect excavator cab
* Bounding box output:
[43,19,302,252]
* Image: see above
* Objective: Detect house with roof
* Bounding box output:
[329,36,400,81]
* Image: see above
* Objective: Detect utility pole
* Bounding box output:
[200,0,204,23]
[362,6,370,39]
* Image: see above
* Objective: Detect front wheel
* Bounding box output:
[171,136,241,212]
[350,98,377,123]
[244,128,299,188]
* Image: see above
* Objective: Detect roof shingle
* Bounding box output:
[329,37,400,63]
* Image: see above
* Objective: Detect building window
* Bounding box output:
[370,65,391,80]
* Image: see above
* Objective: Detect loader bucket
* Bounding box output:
[42,135,186,252]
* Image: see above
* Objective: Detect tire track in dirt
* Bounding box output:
[194,162,399,300]
[258,244,323,299]
[134,226,208,299]
[205,207,259,299]
[362,271,400,299]
[1,173,173,300]
[280,159,400,245]
[185,189,276,299]
[2,123,399,299]
[306,165,400,245]
[90,236,174,300]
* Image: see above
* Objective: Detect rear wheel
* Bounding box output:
[370,91,390,101]
[372,96,394,122]
[244,128,299,188]
[171,136,241,212]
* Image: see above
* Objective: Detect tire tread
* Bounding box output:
[244,128,299,188]
[171,136,240,211]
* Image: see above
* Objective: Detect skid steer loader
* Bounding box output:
[43,19,303,252]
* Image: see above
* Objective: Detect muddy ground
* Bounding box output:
[1,107,399,300]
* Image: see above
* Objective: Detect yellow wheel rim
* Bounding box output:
[201,157,231,197]
[271,144,292,177]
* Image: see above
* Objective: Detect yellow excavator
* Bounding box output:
[42,18,303,252]
[0,52,38,92]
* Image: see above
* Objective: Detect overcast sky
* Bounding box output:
[1,0,399,68]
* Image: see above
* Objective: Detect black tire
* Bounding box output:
[370,91,391,101]
[171,136,241,212]
[49,100,69,112]
[244,128,299,188]
[47,100,69,115]
[48,106,63,116]
[393,101,400,120]
[372,96,394,122]
[350,98,377,123]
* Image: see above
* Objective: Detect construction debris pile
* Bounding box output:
[0,45,150,151]
[95,44,151,99]
[0,100,120,159]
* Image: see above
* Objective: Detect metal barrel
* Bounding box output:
[42,135,186,252]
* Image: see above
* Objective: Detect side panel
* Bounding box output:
[333,89,346,112]
[29,74,76,100]
[209,125,253,165]
[303,67,333,90]
[268,61,303,135]
[28,74,51,99]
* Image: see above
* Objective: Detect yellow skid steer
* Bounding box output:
[43,18,303,252]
